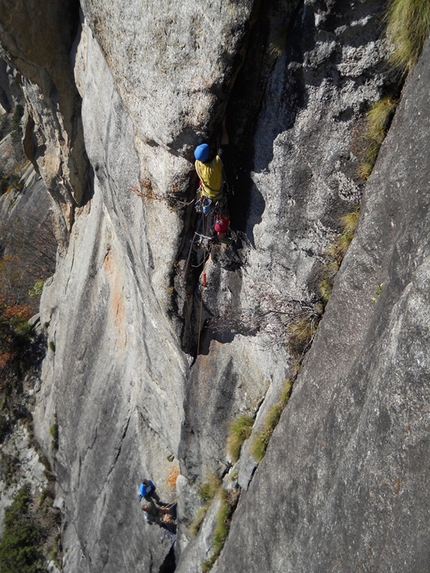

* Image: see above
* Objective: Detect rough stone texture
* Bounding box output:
[2,0,430,572]
[79,0,255,152]
[177,0,391,560]
[0,58,13,113]
[72,20,188,314]
[175,489,222,573]
[34,18,189,573]
[0,0,89,234]
[37,184,186,572]
[0,164,51,234]
[210,37,430,573]
[0,133,18,173]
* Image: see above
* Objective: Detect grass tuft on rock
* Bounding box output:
[386,0,430,72]
[287,313,319,358]
[201,488,238,572]
[198,473,221,503]
[250,379,293,462]
[226,414,254,462]
[190,505,210,537]
[340,208,360,235]
[318,207,361,304]
[354,97,398,180]
[190,473,222,537]
[50,422,58,452]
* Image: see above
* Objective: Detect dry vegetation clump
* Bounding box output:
[386,0,430,72]
[226,414,254,463]
[352,97,398,180]
[318,207,360,305]
[287,311,320,359]
[250,379,293,462]
[130,177,191,211]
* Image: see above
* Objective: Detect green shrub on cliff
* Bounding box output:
[386,0,430,72]
[0,484,44,573]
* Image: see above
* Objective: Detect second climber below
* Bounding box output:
[194,117,231,244]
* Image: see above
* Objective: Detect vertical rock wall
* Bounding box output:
[210,38,430,573]
[177,0,390,560]
[2,0,429,572]
[0,0,88,236]
[36,20,189,572]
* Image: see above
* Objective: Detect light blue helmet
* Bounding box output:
[194,143,210,162]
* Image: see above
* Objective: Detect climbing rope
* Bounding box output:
[196,213,210,357]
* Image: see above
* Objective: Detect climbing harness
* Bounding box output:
[195,195,212,214]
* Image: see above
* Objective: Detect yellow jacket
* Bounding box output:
[195,156,224,199]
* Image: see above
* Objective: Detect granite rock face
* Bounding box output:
[0,0,89,236]
[178,0,390,557]
[210,39,430,573]
[1,0,429,572]
[78,0,255,152]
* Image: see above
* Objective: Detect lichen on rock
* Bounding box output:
[1,0,430,572]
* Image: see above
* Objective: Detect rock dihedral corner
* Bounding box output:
[4,1,429,573]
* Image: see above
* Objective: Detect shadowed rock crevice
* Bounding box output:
[177,0,302,356]
[159,544,176,573]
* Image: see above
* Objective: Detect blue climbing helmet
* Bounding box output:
[194,143,210,163]
[139,479,155,498]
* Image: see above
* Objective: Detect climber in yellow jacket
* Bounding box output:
[194,117,229,200]
[194,118,231,242]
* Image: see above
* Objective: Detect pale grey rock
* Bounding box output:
[2,1,428,573]
[0,134,17,173]
[0,164,50,229]
[178,1,390,564]
[34,17,189,571]
[240,1,388,311]
[0,0,89,235]
[47,561,61,573]
[73,19,189,310]
[175,494,221,573]
[79,0,255,151]
[209,37,430,573]
[33,7,293,570]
